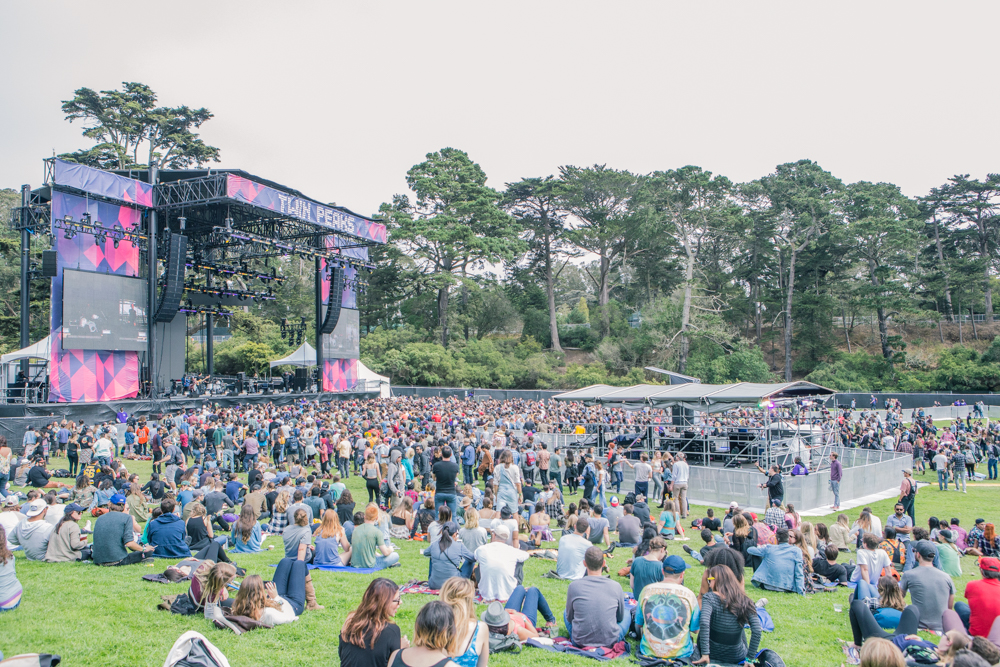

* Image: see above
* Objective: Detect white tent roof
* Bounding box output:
[1,335,51,364]
[554,380,835,412]
[269,342,316,368]
[357,360,389,385]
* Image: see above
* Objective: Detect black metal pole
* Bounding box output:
[148,162,158,398]
[315,258,323,391]
[19,185,30,380]
[205,272,214,375]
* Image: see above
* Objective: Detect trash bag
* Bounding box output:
[163,631,230,667]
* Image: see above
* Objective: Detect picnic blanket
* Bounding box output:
[526,637,630,661]
[399,580,487,603]
[268,563,381,574]
[142,559,203,584]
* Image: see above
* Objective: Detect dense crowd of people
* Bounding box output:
[0,394,998,667]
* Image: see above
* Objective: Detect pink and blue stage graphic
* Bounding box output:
[321,236,360,391]
[49,191,141,402]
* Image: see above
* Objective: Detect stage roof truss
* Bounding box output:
[554,380,835,412]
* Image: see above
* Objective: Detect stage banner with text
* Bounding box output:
[52,159,154,207]
[226,174,387,244]
[49,190,141,402]
[321,236,360,391]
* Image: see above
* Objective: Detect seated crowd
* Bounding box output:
[2,397,1000,667]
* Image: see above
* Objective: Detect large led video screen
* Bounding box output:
[322,308,360,359]
[61,269,148,351]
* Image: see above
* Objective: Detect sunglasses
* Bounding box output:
[393,597,402,604]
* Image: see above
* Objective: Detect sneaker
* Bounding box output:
[842,643,860,665]
[84,520,92,532]
[756,598,767,608]
[682,545,694,556]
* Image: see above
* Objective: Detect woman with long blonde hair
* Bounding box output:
[440,577,489,667]
[829,513,852,551]
[314,509,352,566]
[264,491,290,534]
[799,521,818,559]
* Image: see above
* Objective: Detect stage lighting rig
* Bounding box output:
[186,260,287,284]
[211,226,374,271]
[52,214,147,250]
[280,316,308,345]
[183,282,276,302]
[179,300,232,319]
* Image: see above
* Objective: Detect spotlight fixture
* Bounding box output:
[178,216,187,231]
[224,217,233,231]
[64,229,76,240]
[81,212,91,225]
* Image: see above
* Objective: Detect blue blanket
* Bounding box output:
[267,563,381,574]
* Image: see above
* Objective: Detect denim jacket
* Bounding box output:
[747,543,805,594]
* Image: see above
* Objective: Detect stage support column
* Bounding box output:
[19,185,30,379]
[205,274,214,375]
[147,161,159,398]
[315,258,323,390]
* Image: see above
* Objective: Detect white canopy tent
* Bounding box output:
[357,361,391,398]
[553,380,835,412]
[269,342,316,368]
[1,335,51,364]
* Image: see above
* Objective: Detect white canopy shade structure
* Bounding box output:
[0,335,51,364]
[549,384,613,405]
[554,380,834,412]
[269,342,316,368]
[357,361,391,398]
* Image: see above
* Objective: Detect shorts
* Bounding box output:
[165,465,178,482]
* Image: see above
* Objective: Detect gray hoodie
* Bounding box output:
[388,449,406,495]
[10,518,54,560]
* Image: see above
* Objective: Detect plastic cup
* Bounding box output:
[833,603,843,613]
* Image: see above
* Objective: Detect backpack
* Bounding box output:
[488,632,521,654]
[525,451,536,467]
[754,522,776,546]
[882,538,905,565]
[755,648,786,667]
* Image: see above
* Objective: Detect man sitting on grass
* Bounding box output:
[92,493,154,566]
[565,546,630,647]
[683,529,724,563]
[350,503,399,570]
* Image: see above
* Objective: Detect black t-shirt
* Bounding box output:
[186,517,211,551]
[337,502,356,526]
[79,435,93,450]
[522,485,539,503]
[812,557,849,583]
[143,480,166,500]
[28,466,51,487]
[338,624,401,667]
[432,460,460,495]
[766,474,784,500]
[265,490,279,515]
[702,517,721,532]
[248,469,262,488]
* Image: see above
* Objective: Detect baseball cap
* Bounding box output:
[25,499,46,517]
[3,495,19,507]
[978,557,1000,574]
[729,501,739,509]
[939,529,957,544]
[110,493,127,505]
[914,541,937,559]
[662,555,687,574]
[64,502,86,514]
[492,524,511,541]
[610,497,619,507]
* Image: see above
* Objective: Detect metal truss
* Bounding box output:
[183,282,276,302]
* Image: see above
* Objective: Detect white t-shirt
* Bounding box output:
[474,541,529,602]
[634,462,652,483]
[260,596,298,625]
[855,547,891,585]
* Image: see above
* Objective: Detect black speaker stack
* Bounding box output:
[41,250,58,277]
[154,233,187,323]
[319,265,344,334]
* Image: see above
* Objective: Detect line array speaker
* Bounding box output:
[154,233,187,323]
[41,250,58,277]
[319,265,344,334]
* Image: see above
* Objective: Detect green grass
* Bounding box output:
[1,459,995,666]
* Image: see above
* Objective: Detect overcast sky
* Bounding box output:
[2,2,998,216]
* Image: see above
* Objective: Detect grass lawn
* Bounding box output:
[1,457,995,666]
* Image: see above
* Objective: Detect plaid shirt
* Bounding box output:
[267,510,288,533]
[764,505,785,528]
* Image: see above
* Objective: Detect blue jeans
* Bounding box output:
[213,535,229,547]
[634,481,649,499]
[506,586,555,626]
[955,601,971,630]
[989,459,998,480]
[0,473,8,498]
[97,456,111,468]
[272,557,307,616]
[374,552,400,570]
[435,493,458,517]
[564,608,629,646]
[902,541,916,572]
[830,480,841,507]
[244,453,258,471]
[221,450,235,473]
[856,578,879,600]
[463,464,474,486]
[613,470,623,492]
[953,469,967,492]
[938,470,949,490]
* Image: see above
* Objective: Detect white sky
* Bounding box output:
[1,2,998,217]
